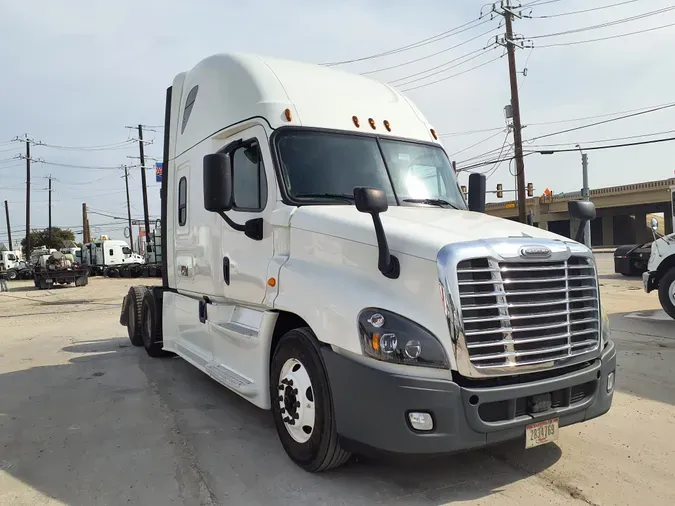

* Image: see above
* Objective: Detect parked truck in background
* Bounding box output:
[33,250,88,290]
[643,215,675,319]
[81,238,145,277]
[120,52,615,472]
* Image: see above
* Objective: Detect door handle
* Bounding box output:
[223,257,230,285]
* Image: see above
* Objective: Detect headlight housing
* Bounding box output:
[600,305,611,348]
[357,308,449,369]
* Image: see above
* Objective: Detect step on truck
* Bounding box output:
[120,52,616,472]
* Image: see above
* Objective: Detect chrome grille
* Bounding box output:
[457,256,599,370]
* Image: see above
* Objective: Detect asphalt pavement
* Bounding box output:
[0,256,673,506]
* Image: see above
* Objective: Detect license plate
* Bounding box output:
[525,417,559,449]
[45,279,53,283]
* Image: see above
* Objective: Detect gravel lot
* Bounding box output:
[0,255,673,505]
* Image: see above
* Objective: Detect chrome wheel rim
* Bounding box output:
[277,358,315,444]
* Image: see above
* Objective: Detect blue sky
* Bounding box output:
[1,0,674,247]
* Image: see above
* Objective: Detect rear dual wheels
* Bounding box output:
[270,328,350,472]
[126,286,147,346]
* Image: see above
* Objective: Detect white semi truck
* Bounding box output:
[120,53,615,472]
[643,211,675,319]
[81,238,145,276]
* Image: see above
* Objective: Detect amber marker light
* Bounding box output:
[430,128,438,140]
[352,115,360,127]
[383,120,391,131]
[368,118,376,129]
[284,108,292,121]
[267,277,277,287]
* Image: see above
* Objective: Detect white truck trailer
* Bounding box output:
[120,52,615,472]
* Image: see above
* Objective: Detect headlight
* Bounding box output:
[357,308,449,369]
[600,305,611,347]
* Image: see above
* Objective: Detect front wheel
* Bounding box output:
[658,268,675,319]
[270,328,350,472]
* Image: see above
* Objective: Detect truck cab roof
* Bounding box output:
[173,52,440,156]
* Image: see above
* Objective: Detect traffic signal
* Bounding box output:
[527,182,534,197]
[496,183,503,198]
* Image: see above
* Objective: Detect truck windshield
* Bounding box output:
[275,130,466,209]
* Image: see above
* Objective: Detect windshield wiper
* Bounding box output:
[294,193,355,203]
[402,198,459,209]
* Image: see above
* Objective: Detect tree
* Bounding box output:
[21,228,76,255]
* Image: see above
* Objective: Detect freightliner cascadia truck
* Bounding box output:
[120,52,615,472]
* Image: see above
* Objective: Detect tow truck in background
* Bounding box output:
[120,52,615,472]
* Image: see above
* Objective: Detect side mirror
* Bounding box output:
[568,200,596,244]
[354,187,388,214]
[353,187,399,279]
[651,217,659,230]
[568,200,596,221]
[468,173,486,213]
[203,153,233,212]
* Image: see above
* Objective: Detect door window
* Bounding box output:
[231,141,267,211]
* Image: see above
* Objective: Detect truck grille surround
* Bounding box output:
[437,240,601,378]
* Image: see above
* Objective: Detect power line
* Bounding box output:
[389,46,497,86]
[360,24,500,76]
[526,0,638,19]
[399,53,505,92]
[448,129,506,157]
[526,102,675,142]
[529,5,675,39]
[535,20,675,47]
[526,128,675,148]
[530,135,675,153]
[321,16,489,66]
[440,100,675,137]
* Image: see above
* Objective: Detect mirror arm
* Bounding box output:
[574,220,587,244]
[371,214,400,279]
[217,211,246,232]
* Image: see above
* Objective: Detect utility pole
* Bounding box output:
[48,175,52,247]
[579,148,591,247]
[4,200,11,251]
[137,125,151,250]
[123,165,134,252]
[25,137,31,255]
[495,0,528,223]
[82,203,90,244]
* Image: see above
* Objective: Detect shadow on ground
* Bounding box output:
[609,312,675,407]
[0,338,565,506]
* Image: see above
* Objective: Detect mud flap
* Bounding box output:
[119,295,129,326]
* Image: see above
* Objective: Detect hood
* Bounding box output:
[290,206,572,261]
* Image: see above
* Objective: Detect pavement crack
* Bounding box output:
[144,374,220,506]
[486,449,600,506]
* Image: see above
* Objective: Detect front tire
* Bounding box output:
[270,328,350,472]
[658,268,675,320]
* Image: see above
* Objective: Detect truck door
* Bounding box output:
[216,124,276,305]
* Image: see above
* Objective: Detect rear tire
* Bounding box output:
[6,269,17,281]
[270,327,351,472]
[140,291,170,357]
[126,286,147,346]
[657,268,675,320]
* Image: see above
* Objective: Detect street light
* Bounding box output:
[575,145,591,248]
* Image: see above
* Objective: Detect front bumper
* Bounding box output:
[322,340,616,455]
[643,271,658,293]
